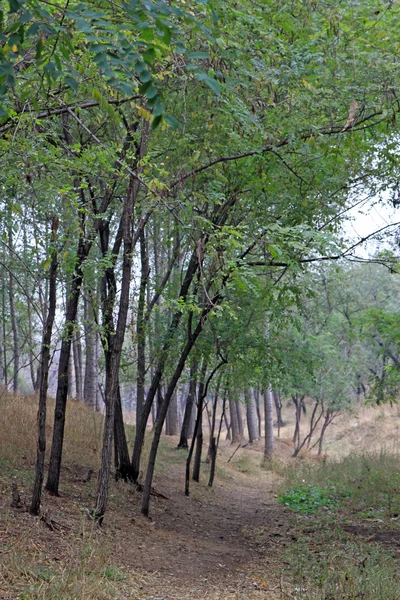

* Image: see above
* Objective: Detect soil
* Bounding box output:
[0,440,296,599]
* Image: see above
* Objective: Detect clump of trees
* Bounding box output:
[1,0,400,522]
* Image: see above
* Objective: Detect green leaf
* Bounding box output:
[188,52,209,59]
[164,113,179,129]
[151,114,162,129]
[195,72,221,94]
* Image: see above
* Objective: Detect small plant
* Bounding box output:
[278,484,347,514]
[102,565,126,581]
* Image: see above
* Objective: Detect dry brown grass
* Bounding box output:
[0,390,104,469]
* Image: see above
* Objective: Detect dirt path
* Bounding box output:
[100,450,295,599]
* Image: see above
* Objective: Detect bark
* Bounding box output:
[46,234,91,495]
[73,330,83,401]
[208,390,227,488]
[136,228,149,427]
[192,364,208,483]
[263,387,274,461]
[83,291,97,409]
[254,387,262,438]
[165,388,180,436]
[178,361,197,449]
[236,400,244,439]
[245,388,259,443]
[114,386,132,480]
[8,226,19,393]
[273,391,285,437]
[30,216,58,515]
[229,396,241,443]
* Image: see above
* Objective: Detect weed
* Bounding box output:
[278,484,349,514]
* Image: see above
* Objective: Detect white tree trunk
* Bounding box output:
[264,387,274,460]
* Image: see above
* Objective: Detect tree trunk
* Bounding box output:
[236,400,244,439]
[318,409,332,455]
[136,228,149,427]
[141,309,216,516]
[263,387,274,461]
[83,291,97,409]
[166,389,180,436]
[30,216,58,515]
[8,225,19,393]
[208,390,227,488]
[245,388,259,443]
[229,396,241,443]
[254,387,262,438]
[273,391,284,437]
[1,279,7,388]
[178,361,197,449]
[73,330,83,401]
[46,238,90,495]
[114,385,132,480]
[192,364,208,483]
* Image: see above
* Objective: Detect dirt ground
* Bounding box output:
[0,438,297,599]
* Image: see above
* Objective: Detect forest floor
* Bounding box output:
[1,396,400,599]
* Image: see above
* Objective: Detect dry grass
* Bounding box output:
[0,390,104,470]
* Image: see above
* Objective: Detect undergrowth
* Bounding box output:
[280,452,400,599]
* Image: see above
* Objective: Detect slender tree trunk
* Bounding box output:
[224,410,231,440]
[192,364,208,483]
[263,387,274,461]
[73,330,83,401]
[136,228,149,427]
[318,409,332,455]
[141,310,215,516]
[236,400,244,439]
[178,361,197,448]
[1,279,7,388]
[166,389,180,436]
[208,390,227,488]
[273,391,284,436]
[207,380,220,462]
[292,395,303,451]
[30,217,58,515]
[254,387,262,438]
[83,291,97,409]
[46,239,90,495]
[229,396,241,443]
[8,226,19,393]
[245,388,259,443]
[114,385,132,480]
[0,342,4,385]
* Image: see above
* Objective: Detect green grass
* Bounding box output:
[278,484,349,514]
[279,452,400,599]
[280,451,400,519]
